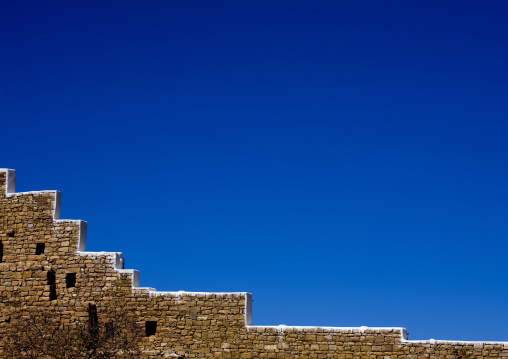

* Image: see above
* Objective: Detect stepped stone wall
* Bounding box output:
[0,168,507,358]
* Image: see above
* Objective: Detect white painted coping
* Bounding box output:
[2,169,508,347]
[1,169,87,250]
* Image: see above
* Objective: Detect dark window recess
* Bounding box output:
[88,304,98,330]
[35,243,45,255]
[145,321,157,336]
[47,270,57,301]
[47,270,56,285]
[7,231,14,237]
[49,285,57,301]
[0,240,3,263]
[66,273,76,288]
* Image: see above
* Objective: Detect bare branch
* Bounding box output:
[2,302,142,359]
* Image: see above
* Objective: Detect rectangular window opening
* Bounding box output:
[47,270,57,301]
[49,285,57,301]
[66,273,76,288]
[88,304,98,329]
[47,270,56,285]
[145,321,157,336]
[35,243,45,255]
[7,231,14,237]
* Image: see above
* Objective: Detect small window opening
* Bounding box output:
[145,321,157,336]
[47,270,57,301]
[88,304,98,330]
[66,273,76,288]
[7,231,14,237]
[35,243,45,255]
[87,304,100,339]
[47,270,56,285]
[0,241,3,263]
[49,284,57,301]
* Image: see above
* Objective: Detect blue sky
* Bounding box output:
[1,0,507,341]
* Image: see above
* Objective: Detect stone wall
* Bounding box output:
[1,169,507,358]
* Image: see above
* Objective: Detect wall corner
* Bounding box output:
[245,293,253,326]
[0,169,16,196]
[54,191,61,219]
[78,221,87,251]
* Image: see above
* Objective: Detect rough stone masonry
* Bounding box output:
[0,169,507,358]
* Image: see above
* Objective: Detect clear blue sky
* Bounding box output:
[1,0,507,341]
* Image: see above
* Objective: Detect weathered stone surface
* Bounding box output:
[0,169,507,358]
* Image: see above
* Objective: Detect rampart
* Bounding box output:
[1,168,507,358]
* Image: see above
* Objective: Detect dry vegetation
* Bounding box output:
[2,302,143,359]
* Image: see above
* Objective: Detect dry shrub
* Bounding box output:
[2,302,142,359]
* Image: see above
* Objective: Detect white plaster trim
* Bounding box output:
[1,169,63,220]
[77,248,252,297]
[245,293,252,326]
[148,290,247,297]
[246,325,508,345]
[77,250,252,294]
[6,190,58,196]
[4,169,507,347]
[78,251,125,269]
[0,168,16,194]
[78,251,139,288]
[6,188,62,221]
[245,293,252,327]
[118,270,140,287]
[248,325,405,333]
[54,190,61,220]
[51,218,88,251]
[401,338,508,346]
[77,221,87,251]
